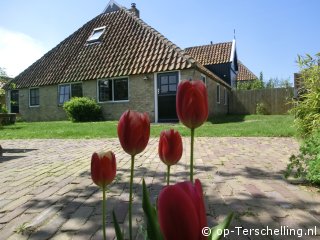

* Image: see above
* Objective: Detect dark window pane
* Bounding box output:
[71,83,83,98]
[99,79,112,101]
[169,84,176,92]
[161,85,168,93]
[161,76,168,85]
[30,88,39,106]
[114,78,128,101]
[216,85,220,103]
[59,85,70,104]
[169,75,176,84]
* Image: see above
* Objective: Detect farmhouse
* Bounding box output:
[6,1,233,122]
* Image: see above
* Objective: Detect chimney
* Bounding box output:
[130,3,140,18]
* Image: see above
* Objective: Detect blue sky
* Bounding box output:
[0,0,319,83]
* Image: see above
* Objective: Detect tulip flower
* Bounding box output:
[176,80,208,129]
[117,110,150,156]
[158,129,183,185]
[117,110,150,240]
[91,151,116,240]
[158,179,208,240]
[176,80,208,182]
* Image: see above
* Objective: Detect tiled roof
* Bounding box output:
[184,42,233,65]
[237,61,257,81]
[13,8,229,89]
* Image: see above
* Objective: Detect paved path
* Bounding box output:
[0,138,319,240]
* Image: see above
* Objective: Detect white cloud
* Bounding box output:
[0,27,46,77]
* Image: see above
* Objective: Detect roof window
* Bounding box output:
[87,26,106,43]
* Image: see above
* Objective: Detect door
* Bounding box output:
[10,90,19,113]
[157,72,179,122]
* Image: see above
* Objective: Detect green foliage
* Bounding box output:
[290,53,320,137]
[265,78,292,88]
[285,130,320,185]
[256,102,268,115]
[0,105,8,113]
[63,97,102,122]
[237,79,264,90]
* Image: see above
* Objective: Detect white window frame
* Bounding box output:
[87,26,106,43]
[216,84,221,104]
[29,87,40,107]
[58,82,83,105]
[97,77,129,103]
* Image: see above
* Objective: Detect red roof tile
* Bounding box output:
[13,9,199,89]
[184,42,233,65]
[237,61,257,81]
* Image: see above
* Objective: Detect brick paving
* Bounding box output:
[0,138,319,240]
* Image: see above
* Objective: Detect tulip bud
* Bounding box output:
[158,179,208,240]
[91,151,116,188]
[159,129,183,166]
[176,80,208,129]
[117,110,150,156]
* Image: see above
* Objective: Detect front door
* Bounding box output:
[157,72,179,122]
[10,90,19,113]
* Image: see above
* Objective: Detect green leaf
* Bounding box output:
[142,179,163,240]
[112,210,124,240]
[209,212,234,240]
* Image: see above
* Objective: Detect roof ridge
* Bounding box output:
[185,41,233,50]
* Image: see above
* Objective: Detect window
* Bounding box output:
[87,26,106,43]
[224,88,228,105]
[29,88,39,107]
[201,74,206,85]
[98,78,129,102]
[58,83,83,105]
[216,84,220,103]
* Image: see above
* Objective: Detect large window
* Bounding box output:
[58,83,83,105]
[29,88,39,107]
[98,78,129,102]
[216,84,220,104]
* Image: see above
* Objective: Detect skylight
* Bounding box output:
[87,26,106,43]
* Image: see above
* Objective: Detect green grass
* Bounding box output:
[0,115,296,139]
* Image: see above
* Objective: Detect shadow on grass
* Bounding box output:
[209,114,246,124]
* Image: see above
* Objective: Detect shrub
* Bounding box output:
[63,97,102,122]
[285,130,320,185]
[0,105,8,113]
[290,53,320,137]
[256,102,268,115]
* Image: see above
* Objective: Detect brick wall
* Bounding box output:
[16,70,229,122]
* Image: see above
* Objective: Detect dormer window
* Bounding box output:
[87,26,106,43]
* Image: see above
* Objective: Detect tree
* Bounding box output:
[291,53,320,137]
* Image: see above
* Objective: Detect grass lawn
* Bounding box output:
[0,115,296,139]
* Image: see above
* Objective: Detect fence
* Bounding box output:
[229,87,294,114]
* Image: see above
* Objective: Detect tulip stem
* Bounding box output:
[129,154,135,240]
[102,186,107,240]
[167,165,171,186]
[190,128,195,183]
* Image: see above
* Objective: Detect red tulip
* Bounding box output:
[117,110,150,156]
[91,151,116,188]
[176,80,208,129]
[158,179,208,240]
[159,129,183,166]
